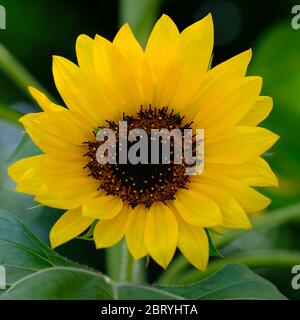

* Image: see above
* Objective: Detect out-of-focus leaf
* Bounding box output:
[0,121,23,162]
[250,21,300,207]
[8,132,40,162]
[0,104,22,127]
[0,43,53,101]
[251,22,300,116]
[119,0,161,46]
[0,120,23,190]
[176,250,300,285]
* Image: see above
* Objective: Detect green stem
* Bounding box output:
[156,255,189,285]
[0,103,22,126]
[0,43,54,101]
[158,203,300,284]
[132,258,147,283]
[177,250,300,285]
[106,241,146,283]
[120,240,134,282]
[106,241,124,281]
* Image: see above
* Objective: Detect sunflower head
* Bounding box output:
[8,14,279,270]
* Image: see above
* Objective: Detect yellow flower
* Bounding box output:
[8,14,279,270]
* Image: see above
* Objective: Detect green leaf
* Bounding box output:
[76,221,97,241]
[0,188,62,244]
[0,209,78,288]
[160,203,300,285]
[0,210,285,300]
[1,263,286,300]
[179,250,300,285]
[1,267,114,300]
[1,266,180,300]
[2,128,108,271]
[1,131,59,243]
[157,264,287,300]
[119,0,161,47]
[206,228,223,258]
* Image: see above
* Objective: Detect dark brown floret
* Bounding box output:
[83,106,195,208]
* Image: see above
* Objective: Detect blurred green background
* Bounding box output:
[0,0,300,299]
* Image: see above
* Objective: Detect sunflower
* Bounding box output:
[8,14,279,270]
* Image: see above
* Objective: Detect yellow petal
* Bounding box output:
[179,13,213,74]
[36,156,99,209]
[203,157,278,187]
[236,157,278,187]
[144,202,178,269]
[27,88,93,146]
[173,189,222,227]
[50,208,93,249]
[35,188,97,210]
[53,55,112,125]
[208,49,252,80]
[28,86,64,112]
[52,55,85,113]
[76,34,95,72]
[206,126,279,164]
[239,96,273,126]
[145,14,179,76]
[140,57,155,105]
[82,195,123,220]
[113,23,144,72]
[175,212,209,270]
[193,76,262,129]
[8,155,43,195]
[35,170,98,210]
[126,205,147,260]
[220,177,271,213]
[93,35,140,116]
[109,46,142,112]
[19,112,77,155]
[8,155,42,182]
[145,15,180,107]
[8,154,94,207]
[191,181,251,229]
[171,14,213,113]
[93,206,130,249]
[93,34,113,79]
[114,24,154,106]
[173,50,252,119]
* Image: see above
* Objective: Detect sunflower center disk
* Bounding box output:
[84,106,195,208]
